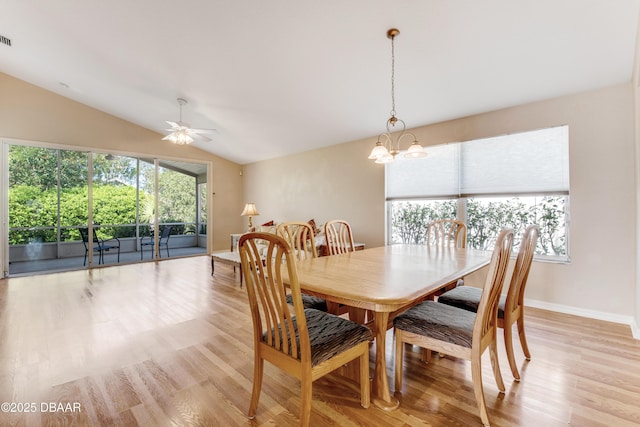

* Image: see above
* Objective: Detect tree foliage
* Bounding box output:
[9,185,150,244]
[391,196,567,256]
[8,146,198,245]
[391,201,456,244]
[157,168,197,230]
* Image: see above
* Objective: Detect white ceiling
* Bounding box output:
[1,1,639,165]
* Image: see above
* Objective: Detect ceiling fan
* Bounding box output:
[162,98,216,145]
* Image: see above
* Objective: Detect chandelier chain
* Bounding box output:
[390,34,396,118]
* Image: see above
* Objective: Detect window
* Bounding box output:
[386,126,570,261]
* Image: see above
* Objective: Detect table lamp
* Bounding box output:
[241,202,260,230]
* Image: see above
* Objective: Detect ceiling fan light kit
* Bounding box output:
[162,98,215,145]
[164,130,194,145]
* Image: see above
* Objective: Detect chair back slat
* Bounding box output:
[239,232,310,362]
[160,225,173,240]
[324,220,355,255]
[426,219,467,248]
[474,228,514,343]
[277,222,318,261]
[505,225,539,316]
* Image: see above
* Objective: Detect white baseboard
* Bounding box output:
[632,321,640,340]
[525,298,639,339]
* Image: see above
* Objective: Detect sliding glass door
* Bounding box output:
[4,141,208,276]
[8,146,62,272]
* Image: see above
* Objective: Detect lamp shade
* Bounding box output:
[241,203,260,217]
[404,142,427,158]
[368,143,390,160]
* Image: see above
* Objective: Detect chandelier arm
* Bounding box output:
[398,132,418,144]
[377,133,393,145]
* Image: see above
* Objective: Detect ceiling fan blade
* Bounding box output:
[193,133,213,142]
[190,128,217,134]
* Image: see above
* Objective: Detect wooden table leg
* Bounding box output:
[371,311,399,411]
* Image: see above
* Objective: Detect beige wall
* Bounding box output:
[0,72,244,254]
[242,139,385,246]
[244,83,638,325]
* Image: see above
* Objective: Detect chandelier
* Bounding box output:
[368,28,427,163]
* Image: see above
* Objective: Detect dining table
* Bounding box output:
[289,243,492,411]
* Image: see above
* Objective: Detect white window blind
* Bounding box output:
[385,143,460,200]
[386,125,569,199]
[461,126,569,196]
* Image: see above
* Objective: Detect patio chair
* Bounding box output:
[140,225,173,260]
[79,227,120,266]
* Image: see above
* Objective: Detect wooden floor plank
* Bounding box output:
[1,255,639,426]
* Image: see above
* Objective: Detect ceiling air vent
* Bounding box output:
[0,35,11,47]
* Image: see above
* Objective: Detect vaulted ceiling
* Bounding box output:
[1,1,638,164]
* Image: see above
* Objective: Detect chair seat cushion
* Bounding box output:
[438,286,506,319]
[393,301,476,348]
[306,309,371,366]
[286,293,328,312]
[265,309,371,366]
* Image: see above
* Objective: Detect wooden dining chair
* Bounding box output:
[323,219,366,319]
[277,221,319,260]
[394,228,514,427]
[426,218,467,248]
[238,232,371,426]
[426,219,467,294]
[324,220,355,255]
[438,224,539,381]
[277,222,328,312]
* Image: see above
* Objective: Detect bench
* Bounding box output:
[211,251,242,286]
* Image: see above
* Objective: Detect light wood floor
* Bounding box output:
[1,256,639,426]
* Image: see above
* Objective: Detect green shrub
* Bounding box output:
[9,185,152,244]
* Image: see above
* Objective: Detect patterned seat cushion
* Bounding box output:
[286,293,328,312]
[393,301,476,348]
[264,308,371,366]
[437,286,506,319]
